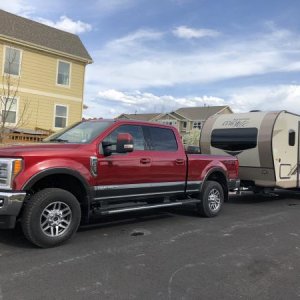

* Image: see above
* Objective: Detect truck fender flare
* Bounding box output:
[200,167,228,194]
[22,168,91,197]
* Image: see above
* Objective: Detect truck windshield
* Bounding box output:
[44,121,113,143]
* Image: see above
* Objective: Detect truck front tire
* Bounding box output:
[21,188,81,248]
[197,181,224,217]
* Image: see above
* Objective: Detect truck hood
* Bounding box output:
[0,143,84,157]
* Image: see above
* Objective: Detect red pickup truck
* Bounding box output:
[0,120,239,247]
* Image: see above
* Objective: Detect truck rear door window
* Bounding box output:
[146,127,178,151]
[211,128,258,151]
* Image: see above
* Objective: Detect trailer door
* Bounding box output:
[279,128,298,187]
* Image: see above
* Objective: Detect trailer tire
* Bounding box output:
[197,181,224,217]
[21,188,81,248]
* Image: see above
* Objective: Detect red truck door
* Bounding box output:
[141,124,186,184]
[94,124,186,201]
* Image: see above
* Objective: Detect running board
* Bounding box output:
[97,199,200,215]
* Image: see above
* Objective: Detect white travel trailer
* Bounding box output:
[200,111,300,190]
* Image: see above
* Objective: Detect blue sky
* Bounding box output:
[1,0,300,117]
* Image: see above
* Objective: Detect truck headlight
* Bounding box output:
[0,162,10,186]
[0,159,23,189]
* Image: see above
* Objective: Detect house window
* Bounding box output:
[193,121,202,129]
[160,120,177,126]
[183,121,187,129]
[1,97,17,124]
[55,105,68,128]
[4,47,21,76]
[57,61,71,86]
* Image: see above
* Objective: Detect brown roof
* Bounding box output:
[168,111,186,120]
[0,10,92,63]
[118,113,161,121]
[175,106,232,120]
[156,112,185,121]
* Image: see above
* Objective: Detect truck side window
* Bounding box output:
[104,125,145,150]
[146,127,178,151]
[289,130,295,146]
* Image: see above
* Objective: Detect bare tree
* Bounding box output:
[183,129,201,146]
[1,46,29,143]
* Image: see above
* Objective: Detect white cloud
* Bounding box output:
[173,26,220,39]
[37,16,92,34]
[0,2,91,34]
[84,89,227,118]
[226,84,300,114]
[82,24,300,118]
[86,25,300,91]
[0,0,34,16]
[107,29,165,50]
[84,84,300,119]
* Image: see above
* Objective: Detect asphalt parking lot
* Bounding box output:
[1,191,300,300]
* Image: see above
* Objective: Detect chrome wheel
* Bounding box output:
[208,188,221,211]
[40,201,72,237]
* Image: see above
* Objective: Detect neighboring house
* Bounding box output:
[157,106,233,135]
[117,113,162,122]
[117,106,233,136]
[0,9,92,132]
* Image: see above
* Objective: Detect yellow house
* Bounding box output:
[0,9,92,133]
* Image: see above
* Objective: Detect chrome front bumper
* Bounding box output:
[0,191,26,228]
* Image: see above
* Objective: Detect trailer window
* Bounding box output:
[289,130,295,146]
[211,128,258,151]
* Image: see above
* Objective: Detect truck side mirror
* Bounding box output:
[102,141,113,156]
[116,133,134,153]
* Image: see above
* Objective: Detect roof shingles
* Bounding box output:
[0,10,92,62]
[175,106,231,120]
[119,113,161,121]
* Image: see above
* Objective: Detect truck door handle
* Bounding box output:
[175,159,185,165]
[140,158,151,164]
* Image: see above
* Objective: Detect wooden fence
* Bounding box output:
[2,132,50,144]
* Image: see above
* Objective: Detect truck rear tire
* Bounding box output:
[197,181,224,217]
[21,188,81,248]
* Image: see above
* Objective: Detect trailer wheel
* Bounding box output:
[197,181,224,217]
[21,188,81,248]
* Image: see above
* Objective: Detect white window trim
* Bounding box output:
[192,120,202,129]
[56,59,72,88]
[53,103,69,130]
[1,96,19,127]
[159,119,177,126]
[2,45,23,77]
